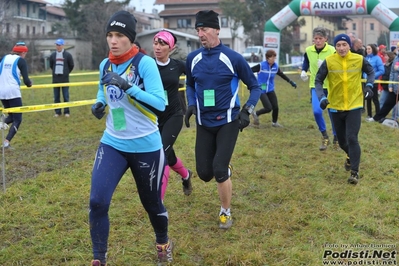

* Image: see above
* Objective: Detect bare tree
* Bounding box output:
[63,0,130,68]
[219,0,248,51]
[0,0,15,57]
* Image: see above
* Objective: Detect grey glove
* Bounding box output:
[91,102,106,120]
[101,71,132,91]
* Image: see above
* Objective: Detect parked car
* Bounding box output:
[242,46,264,63]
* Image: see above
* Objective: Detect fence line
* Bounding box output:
[7,72,399,114]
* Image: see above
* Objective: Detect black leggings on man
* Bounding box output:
[195,120,239,183]
[331,109,362,172]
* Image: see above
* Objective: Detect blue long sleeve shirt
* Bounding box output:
[185,42,261,127]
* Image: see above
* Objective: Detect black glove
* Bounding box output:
[101,71,132,91]
[236,108,250,132]
[91,102,106,120]
[319,98,330,110]
[27,79,33,87]
[364,85,374,100]
[184,105,197,128]
[289,80,297,88]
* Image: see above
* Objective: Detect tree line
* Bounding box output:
[4,0,379,71]
[60,0,298,68]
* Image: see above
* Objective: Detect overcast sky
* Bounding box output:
[45,0,399,14]
[46,0,398,10]
[46,0,165,12]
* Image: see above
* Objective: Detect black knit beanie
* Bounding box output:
[195,10,220,29]
[106,11,137,43]
[334,34,351,47]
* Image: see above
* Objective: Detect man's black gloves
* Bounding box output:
[236,108,250,132]
[364,85,374,100]
[319,97,330,110]
[91,102,106,120]
[289,80,297,88]
[184,105,197,127]
[101,72,132,91]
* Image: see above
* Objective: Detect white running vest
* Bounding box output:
[0,54,22,99]
[104,61,158,139]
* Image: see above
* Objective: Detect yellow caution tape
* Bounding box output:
[7,72,397,114]
[20,81,99,90]
[32,72,99,78]
[1,99,96,113]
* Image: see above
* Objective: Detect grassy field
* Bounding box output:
[0,71,398,266]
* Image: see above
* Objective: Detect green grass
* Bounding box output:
[0,72,398,265]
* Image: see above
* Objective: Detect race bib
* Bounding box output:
[111,108,126,131]
[204,89,215,107]
[261,84,267,91]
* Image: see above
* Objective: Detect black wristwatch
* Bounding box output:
[243,104,254,114]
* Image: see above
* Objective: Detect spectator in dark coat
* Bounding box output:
[49,38,74,117]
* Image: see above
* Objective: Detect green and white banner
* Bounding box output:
[264,0,399,62]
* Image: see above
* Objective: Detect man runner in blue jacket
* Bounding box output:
[185,10,261,229]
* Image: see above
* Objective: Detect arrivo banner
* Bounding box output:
[300,0,367,15]
[263,0,399,64]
